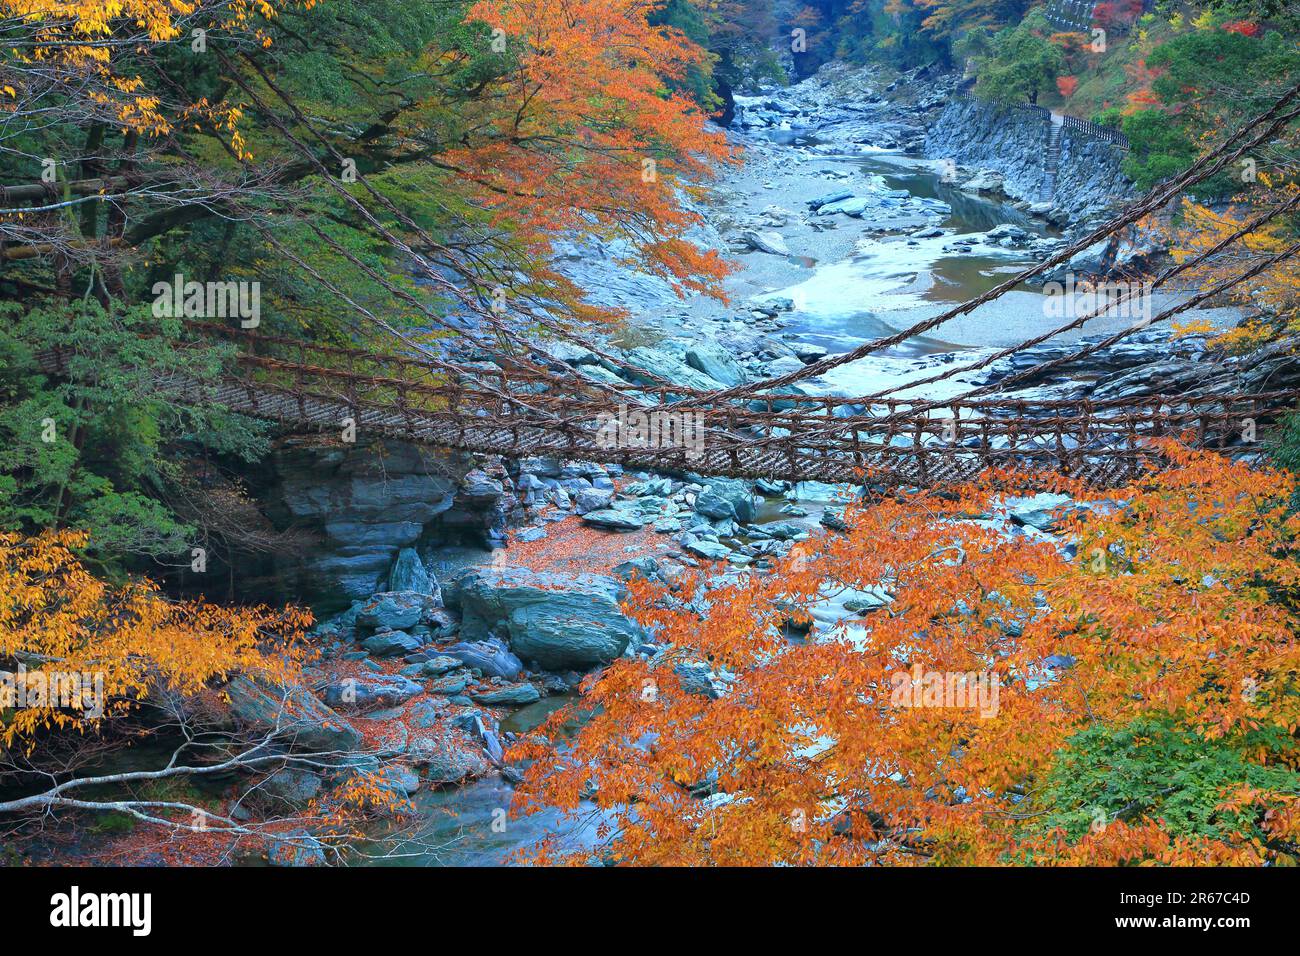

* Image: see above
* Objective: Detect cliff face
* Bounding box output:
[212,438,510,613]
[924,98,1134,223]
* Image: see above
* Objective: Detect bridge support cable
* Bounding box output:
[855,191,1300,404]
[783,235,1300,447]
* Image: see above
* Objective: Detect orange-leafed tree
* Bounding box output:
[448,0,735,308]
[0,530,373,856]
[1166,189,1300,355]
[512,447,1300,865]
[0,530,312,747]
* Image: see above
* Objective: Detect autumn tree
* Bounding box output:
[912,0,1033,41]
[512,446,1300,865]
[1165,192,1300,355]
[1119,18,1300,194]
[0,530,398,859]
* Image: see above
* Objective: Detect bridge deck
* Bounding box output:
[34,326,1289,490]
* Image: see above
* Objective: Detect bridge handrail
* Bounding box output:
[951,92,1128,149]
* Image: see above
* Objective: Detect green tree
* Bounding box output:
[1121,23,1300,195]
[972,11,1062,105]
[0,301,267,570]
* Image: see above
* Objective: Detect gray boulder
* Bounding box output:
[361,630,424,657]
[407,697,449,729]
[267,829,327,867]
[624,346,725,392]
[684,538,732,561]
[574,487,615,514]
[817,196,872,217]
[225,677,361,753]
[409,732,490,782]
[741,230,791,255]
[372,764,421,797]
[356,590,441,631]
[582,508,646,531]
[388,547,437,599]
[459,566,645,670]
[613,556,660,581]
[428,674,470,696]
[694,489,736,520]
[401,655,463,678]
[321,674,424,711]
[685,342,747,387]
[458,711,505,764]
[444,638,524,680]
[700,478,759,522]
[261,768,324,805]
[808,189,853,210]
[1005,493,1073,532]
[472,683,542,706]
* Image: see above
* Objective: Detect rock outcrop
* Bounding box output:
[925,98,1133,223]
[457,566,644,670]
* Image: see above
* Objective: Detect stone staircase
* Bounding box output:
[1042,113,1064,203]
[1044,0,1099,32]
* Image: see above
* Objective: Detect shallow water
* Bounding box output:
[771,151,1046,363]
[358,693,611,867]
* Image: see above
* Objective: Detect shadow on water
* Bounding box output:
[854,152,1049,235]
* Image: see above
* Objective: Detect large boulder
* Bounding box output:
[458,567,644,670]
[418,736,491,784]
[574,487,615,515]
[321,674,424,711]
[375,724,490,783]
[741,229,791,255]
[472,683,541,706]
[698,478,759,522]
[361,630,424,657]
[356,590,442,631]
[261,768,325,805]
[1004,493,1074,532]
[817,196,872,217]
[443,638,524,680]
[694,489,737,520]
[623,346,726,393]
[685,342,747,387]
[225,677,361,753]
[808,189,853,211]
[387,547,438,599]
[582,508,646,531]
[266,829,328,867]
